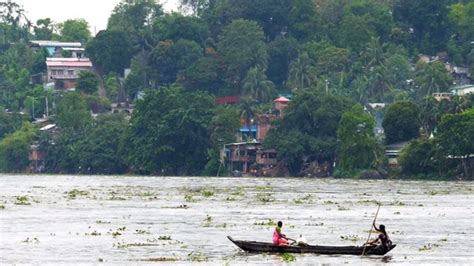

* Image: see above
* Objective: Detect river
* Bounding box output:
[0,175,472,265]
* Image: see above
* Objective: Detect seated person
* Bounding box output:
[273,221,289,245]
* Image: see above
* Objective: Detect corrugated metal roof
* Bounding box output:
[31,40,82,47]
[46,58,92,68]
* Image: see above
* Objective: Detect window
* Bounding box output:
[68,70,74,76]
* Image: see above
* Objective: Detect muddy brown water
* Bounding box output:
[0,175,473,265]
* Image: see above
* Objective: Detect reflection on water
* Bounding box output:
[0,175,473,265]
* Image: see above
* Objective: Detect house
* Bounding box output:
[30,40,83,57]
[29,143,45,172]
[216,95,240,105]
[223,142,260,174]
[255,114,274,141]
[239,124,257,140]
[240,96,291,141]
[46,58,93,90]
[385,141,410,166]
[222,141,278,176]
[451,84,474,97]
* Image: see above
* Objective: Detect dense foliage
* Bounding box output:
[382,101,420,144]
[0,0,473,179]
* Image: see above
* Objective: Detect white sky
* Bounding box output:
[14,0,180,35]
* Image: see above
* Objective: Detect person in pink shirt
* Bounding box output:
[273,221,289,245]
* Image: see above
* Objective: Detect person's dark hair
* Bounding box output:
[379,224,386,233]
[277,221,282,227]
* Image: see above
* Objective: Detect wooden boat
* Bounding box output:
[227,236,396,256]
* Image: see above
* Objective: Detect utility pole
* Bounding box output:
[45,96,49,117]
[32,97,35,120]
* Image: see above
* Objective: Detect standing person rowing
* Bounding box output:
[365,222,392,253]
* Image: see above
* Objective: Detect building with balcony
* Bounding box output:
[46,58,93,90]
[222,142,278,176]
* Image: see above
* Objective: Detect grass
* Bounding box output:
[253,219,276,226]
[141,257,177,262]
[293,194,313,204]
[340,235,363,242]
[135,229,151,235]
[66,189,89,199]
[282,253,296,262]
[142,191,154,197]
[201,190,214,197]
[184,194,196,202]
[158,235,172,240]
[304,222,324,226]
[187,251,208,262]
[87,230,101,236]
[15,195,31,205]
[256,192,275,203]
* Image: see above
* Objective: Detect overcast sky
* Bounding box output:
[14,0,179,35]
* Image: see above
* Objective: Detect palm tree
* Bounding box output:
[242,67,275,102]
[288,52,317,90]
[365,37,385,68]
[239,96,257,140]
[367,65,392,102]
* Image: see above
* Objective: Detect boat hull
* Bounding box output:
[227,236,396,256]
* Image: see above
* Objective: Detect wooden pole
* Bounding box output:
[361,204,381,256]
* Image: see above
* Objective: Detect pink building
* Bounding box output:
[46,58,93,90]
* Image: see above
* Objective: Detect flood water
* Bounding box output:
[0,175,473,265]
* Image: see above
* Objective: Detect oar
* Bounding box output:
[286,237,297,245]
[361,204,381,256]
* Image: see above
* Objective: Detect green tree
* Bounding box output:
[288,52,317,90]
[382,101,420,144]
[181,56,222,94]
[264,90,353,175]
[266,36,298,87]
[414,61,453,99]
[149,39,203,86]
[203,105,240,176]
[288,0,319,41]
[393,0,450,54]
[242,67,275,102]
[0,112,14,139]
[0,123,37,172]
[238,96,257,140]
[56,92,91,132]
[107,0,163,53]
[0,1,31,43]
[152,13,209,46]
[436,108,474,179]
[59,19,91,42]
[125,85,215,175]
[217,19,267,85]
[75,114,128,174]
[337,104,377,174]
[86,30,133,75]
[76,71,98,94]
[419,96,442,136]
[398,139,439,177]
[34,18,55,40]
